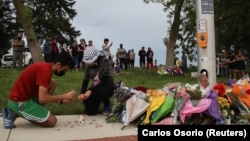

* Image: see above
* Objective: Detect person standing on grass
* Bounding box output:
[69,40,80,72]
[43,38,53,63]
[51,38,59,62]
[102,38,113,61]
[2,52,76,129]
[78,38,86,71]
[129,49,135,68]
[220,50,228,77]
[78,47,115,116]
[146,47,154,70]
[235,49,246,79]
[117,43,127,70]
[125,49,131,69]
[138,46,146,68]
[12,32,25,68]
[227,50,237,80]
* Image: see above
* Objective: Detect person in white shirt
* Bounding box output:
[129,49,135,68]
[117,43,127,70]
[102,38,113,61]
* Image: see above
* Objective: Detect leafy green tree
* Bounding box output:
[145,0,250,68]
[214,0,250,53]
[144,0,185,68]
[12,0,44,62]
[26,0,80,44]
[1,0,80,62]
[0,0,16,56]
[176,0,197,64]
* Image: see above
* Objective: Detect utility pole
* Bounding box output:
[196,0,216,87]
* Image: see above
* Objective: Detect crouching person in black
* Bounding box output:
[78,47,115,115]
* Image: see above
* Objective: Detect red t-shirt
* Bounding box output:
[9,62,52,102]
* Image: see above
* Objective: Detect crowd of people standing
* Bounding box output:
[43,38,87,72]
[216,49,247,80]
[113,45,155,71]
[43,36,158,72]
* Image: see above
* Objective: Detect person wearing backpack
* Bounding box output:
[43,38,52,62]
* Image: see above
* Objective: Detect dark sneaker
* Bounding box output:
[2,107,17,129]
[103,104,111,116]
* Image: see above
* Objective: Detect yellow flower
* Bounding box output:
[222,109,228,118]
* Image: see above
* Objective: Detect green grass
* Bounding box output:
[0,67,247,115]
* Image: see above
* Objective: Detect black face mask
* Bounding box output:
[54,71,65,77]
[17,37,22,40]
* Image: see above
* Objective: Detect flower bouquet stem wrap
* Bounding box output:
[151,95,174,124]
[143,89,166,124]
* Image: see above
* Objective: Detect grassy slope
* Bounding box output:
[0,67,244,115]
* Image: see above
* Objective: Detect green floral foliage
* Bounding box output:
[186,89,202,100]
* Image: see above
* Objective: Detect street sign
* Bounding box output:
[201,0,214,14]
[197,19,207,33]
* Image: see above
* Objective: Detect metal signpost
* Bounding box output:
[196,0,216,87]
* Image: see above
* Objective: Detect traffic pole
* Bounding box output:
[196,0,217,87]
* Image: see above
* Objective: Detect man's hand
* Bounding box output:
[64,90,76,102]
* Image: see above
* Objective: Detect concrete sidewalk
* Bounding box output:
[0,114,138,141]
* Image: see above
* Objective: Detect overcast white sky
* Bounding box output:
[72,0,168,66]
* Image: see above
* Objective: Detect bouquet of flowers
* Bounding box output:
[218,96,239,123]
[185,83,202,100]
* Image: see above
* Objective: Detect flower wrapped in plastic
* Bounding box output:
[217,96,240,123]
[185,83,202,100]
[106,81,134,123]
[231,74,250,108]
[143,89,167,124]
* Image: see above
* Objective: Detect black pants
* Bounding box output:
[140,58,145,68]
[119,58,126,69]
[83,85,114,115]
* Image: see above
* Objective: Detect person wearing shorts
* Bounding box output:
[2,52,76,129]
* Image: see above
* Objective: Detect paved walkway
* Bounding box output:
[0,114,138,141]
[71,135,137,141]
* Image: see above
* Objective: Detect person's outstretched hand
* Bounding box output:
[78,90,91,101]
[63,90,76,104]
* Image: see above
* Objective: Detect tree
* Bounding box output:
[12,0,44,62]
[145,0,250,68]
[0,0,16,55]
[26,0,80,44]
[214,0,250,53]
[10,0,81,62]
[176,1,197,64]
[144,0,184,68]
